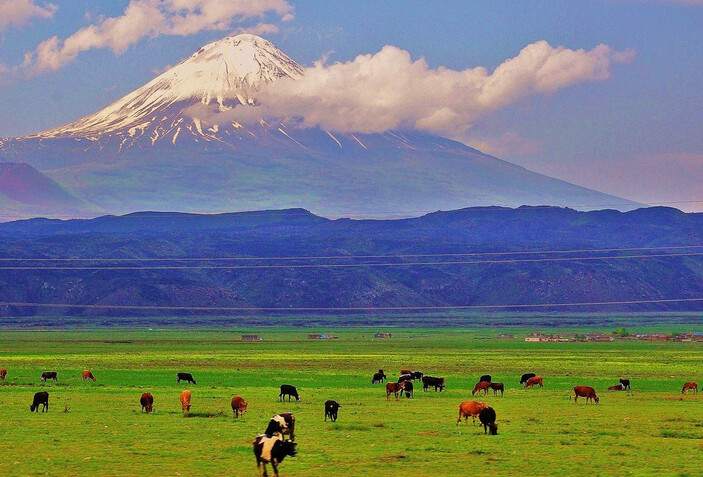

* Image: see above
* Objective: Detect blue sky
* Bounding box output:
[0,0,701,209]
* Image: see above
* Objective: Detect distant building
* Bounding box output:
[498,334,515,339]
[375,333,392,338]
[241,334,262,341]
[308,333,327,339]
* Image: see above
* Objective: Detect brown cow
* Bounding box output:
[681,381,698,394]
[82,370,96,382]
[524,376,543,388]
[386,381,405,401]
[40,371,57,382]
[231,395,248,418]
[400,369,412,376]
[180,390,191,412]
[140,392,154,413]
[573,386,599,404]
[0,368,6,380]
[472,380,491,396]
[608,384,625,391]
[457,401,487,425]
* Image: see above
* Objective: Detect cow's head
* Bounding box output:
[488,423,498,435]
[281,440,297,457]
[238,401,248,414]
[594,396,600,404]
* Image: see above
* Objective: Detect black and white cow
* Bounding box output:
[253,434,297,477]
[403,381,414,398]
[324,400,341,422]
[619,378,631,391]
[265,413,296,441]
[40,371,57,382]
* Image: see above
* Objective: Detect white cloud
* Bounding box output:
[216,41,634,136]
[0,0,57,31]
[20,0,293,76]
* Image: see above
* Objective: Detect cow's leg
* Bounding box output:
[271,459,279,477]
[574,395,578,403]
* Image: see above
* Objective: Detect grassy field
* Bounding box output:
[1,327,703,476]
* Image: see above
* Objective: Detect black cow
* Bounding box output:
[177,372,196,385]
[279,385,300,402]
[30,391,49,412]
[324,400,341,422]
[619,378,631,391]
[490,382,504,397]
[398,374,413,383]
[40,371,57,382]
[479,374,492,383]
[265,413,296,441]
[520,373,536,384]
[372,372,386,384]
[253,435,297,477]
[422,376,446,392]
[478,407,498,435]
[403,381,414,398]
[411,371,424,381]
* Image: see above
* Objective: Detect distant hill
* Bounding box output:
[0,206,701,318]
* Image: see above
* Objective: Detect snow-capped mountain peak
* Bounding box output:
[32,34,303,139]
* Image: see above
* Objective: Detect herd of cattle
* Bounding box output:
[2,365,702,476]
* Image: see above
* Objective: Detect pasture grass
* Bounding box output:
[1,327,703,475]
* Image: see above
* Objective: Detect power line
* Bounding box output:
[0,297,702,311]
[0,251,700,270]
[1,244,702,262]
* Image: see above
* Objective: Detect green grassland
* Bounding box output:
[1,328,703,476]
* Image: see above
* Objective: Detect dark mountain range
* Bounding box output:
[0,206,701,318]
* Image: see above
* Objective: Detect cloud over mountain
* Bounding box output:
[0,0,57,31]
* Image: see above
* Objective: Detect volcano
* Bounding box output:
[0,34,639,218]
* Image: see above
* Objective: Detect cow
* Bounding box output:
[177,372,196,385]
[479,374,492,383]
[619,378,631,391]
[324,400,341,422]
[403,381,414,398]
[398,374,413,383]
[490,382,505,397]
[386,381,405,401]
[608,384,625,391]
[400,369,412,376]
[30,391,49,412]
[40,371,57,382]
[524,376,543,388]
[82,370,96,382]
[180,390,191,412]
[231,395,248,418]
[0,368,6,380]
[681,381,698,394]
[422,376,446,392]
[472,380,491,396]
[265,413,296,441]
[253,434,297,477]
[478,407,498,435]
[372,372,386,384]
[279,385,300,402]
[140,392,154,413]
[520,373,536,385]
[457,401,487,426]
[411,371,424,381]
[573,386,599,404]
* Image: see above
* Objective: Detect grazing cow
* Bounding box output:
[279,385,300,402]
[520,373,536,385]
[422,376,446,392]
[324,400,341,422]
[457,401,487,425]
[265,413,296,441]
[140,392,154,413]
[619,378,631,391]
[479,374,492,383]
[398,374,413,383]
[403,381,414,398]
[681,381,698,394]
[524,376,543,388]
[177,372,196,385]
[180,390,191,412]
[400,369,412,376]
[386,381,405,401]
[573,386,599,404]
[372,372,386,384]
[478,407,498,435]
[231,395,248,418]
[472,380,492,396]
[30,391,49,412]
[608,384,625,391]
[253,434,297,477]
[490,382,505,397]
[411,371,424,381]
[82,370,96,382]
[40,371,57,382]
[0,368,6,380]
